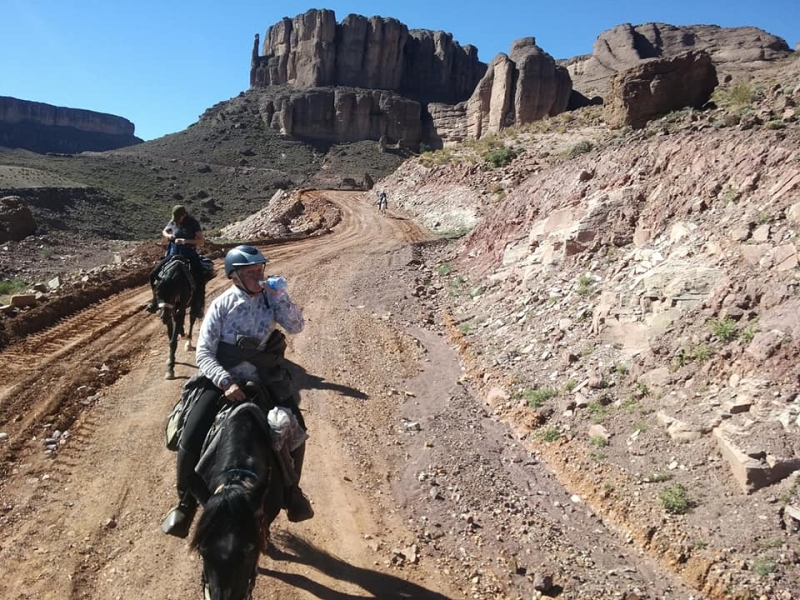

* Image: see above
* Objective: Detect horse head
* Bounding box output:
[192,482,261,600]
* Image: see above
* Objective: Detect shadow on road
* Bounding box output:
[259,532,452,599]
[287,360,368,401]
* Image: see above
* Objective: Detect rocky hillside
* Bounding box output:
[0,96,143,154]
[378,57,800,599]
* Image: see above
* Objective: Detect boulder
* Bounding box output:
[0,195,36,242]
[604,51,718,129]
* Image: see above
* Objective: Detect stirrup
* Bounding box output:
[286,487,314,523]
[161,503,196,538]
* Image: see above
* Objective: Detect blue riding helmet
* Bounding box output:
[224,245,268,278]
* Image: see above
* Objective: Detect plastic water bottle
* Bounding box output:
[259,276,287,291]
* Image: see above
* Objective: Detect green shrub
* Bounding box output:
[536,426,561,442]
[568,140,594,159]
[0,278,27,295]
[659,484,695,514]
[436,262,453,276]
[483,146,519,168]
[714,82,757,107]
[519,386,557,408]
[709,317,738,342]
[752,557,776,576]
[576,273,594,297]
[587,401,608,424]
[590,435,609,448]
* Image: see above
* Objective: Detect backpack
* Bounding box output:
[165,375,208,451]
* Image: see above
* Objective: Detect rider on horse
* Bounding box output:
[146,204,207,317]
[161,245,314,539]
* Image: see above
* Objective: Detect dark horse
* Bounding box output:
[153,256,197,379]
[190,404,284,600]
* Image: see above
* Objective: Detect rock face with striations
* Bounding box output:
[251,9,485,105]
[565,23,792,98]
[463,38,571,141]
[0,96,142,154]
[257,88,422,145]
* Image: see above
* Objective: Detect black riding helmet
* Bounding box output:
[224,245,268,278]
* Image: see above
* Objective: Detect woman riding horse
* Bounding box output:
[161,245,313,539]
[146,204,207,318]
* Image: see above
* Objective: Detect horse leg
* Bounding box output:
[185,314,195,352]
[164,311,178,379]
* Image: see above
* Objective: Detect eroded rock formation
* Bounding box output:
[255,87,422,145]
[565,23,792,98]
[464,39,571,140]
[250,9,485,105]
[604,51,719,129]
[0,96,142,154]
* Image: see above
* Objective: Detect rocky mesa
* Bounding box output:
[0,96,143,154]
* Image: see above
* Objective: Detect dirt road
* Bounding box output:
[0,191,700,599]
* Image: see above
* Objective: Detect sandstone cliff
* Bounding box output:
[565,23,792,98]
[462,38,571,141]
[0,96,142,154]
[250,9,485,105]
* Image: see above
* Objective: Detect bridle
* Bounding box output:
[212,468,259,495]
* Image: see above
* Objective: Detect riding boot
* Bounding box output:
[145,289,159,313]
[285,442,314,522]
[161,446,200,538]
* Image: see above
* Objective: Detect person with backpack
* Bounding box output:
[160,245,313,538]
[146,205,208,317]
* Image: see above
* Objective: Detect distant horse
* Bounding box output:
[190,403,284,600]
[153,256,196,379]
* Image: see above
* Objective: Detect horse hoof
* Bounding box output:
[165,371,174,380]
[184,341,194,352]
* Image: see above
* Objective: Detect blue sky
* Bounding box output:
[4,0,797,141]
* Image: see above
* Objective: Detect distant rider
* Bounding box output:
[376,191,388,214]
[161,244,313,538]
[145,204,207,317]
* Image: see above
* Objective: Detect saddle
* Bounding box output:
[156,255,196,293]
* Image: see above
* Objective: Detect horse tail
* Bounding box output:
[190,486,257,552]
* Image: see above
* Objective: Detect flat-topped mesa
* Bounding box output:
[0,96,142,154]
[250,9,486,104]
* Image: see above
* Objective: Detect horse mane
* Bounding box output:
[190,485,258,552]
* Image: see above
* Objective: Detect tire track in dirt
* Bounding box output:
[0,191,457,600]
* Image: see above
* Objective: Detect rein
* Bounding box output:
[213,468,259,495]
